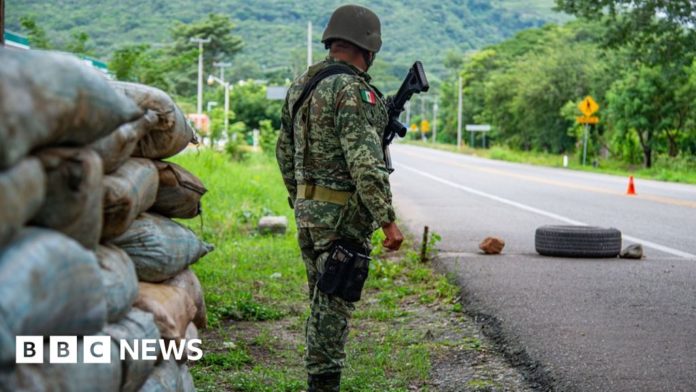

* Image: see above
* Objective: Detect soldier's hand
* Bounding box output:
[382,222,404,251]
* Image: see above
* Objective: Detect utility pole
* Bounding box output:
[433,102,438,143]
[457,75,463,150]
[213,62,232,83]
[207,75,231,143]
[191,37,211,117]
[307,21,313,67]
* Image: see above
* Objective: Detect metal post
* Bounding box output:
[582,124,589,166]
[191,37,211,117]
[224,83,230,135]
[307,21,313,67]
[214,62,232,83]
[457,75,463,150]
[433,103,438,143]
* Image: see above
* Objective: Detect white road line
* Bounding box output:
[398,163,696,259]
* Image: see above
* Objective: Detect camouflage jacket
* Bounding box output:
[276,57,396,240]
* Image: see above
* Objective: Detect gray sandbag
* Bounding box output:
[139,358,182,392]
[91,110,159,174]
[0,158,45,247]
[151,161,207,219]
[0,338,121,392]
[110,213,213,282]
[0,228,106,364]
[97,245,139,322]
[163,269,207,329]
[176,322,200,364]
[104,308,161,392]
[179,364,196,392]
[30,147,103,249]
[102,158,159,240]
[0,48,142,169]
[110,82,197,159]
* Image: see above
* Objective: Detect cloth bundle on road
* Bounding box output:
[0,338,122,392]
[134,282,197,343]
[163,268,207,329]
[104,308,161,392]
[151,160,207,218]
[102,158,159,240]
[0,48,142,169]
[0,158,45,247]
[110,82,197,159]
[91,110,159,174]
[111,213,213,282]
[0,228,107,364]
[30,147,104,249]
[97,245,139,323]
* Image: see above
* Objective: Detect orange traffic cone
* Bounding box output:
[626,176,637,196]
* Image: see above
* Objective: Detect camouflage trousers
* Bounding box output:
[298,227,368,375]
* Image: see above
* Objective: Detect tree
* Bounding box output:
[108,44,150,81]
[555,0,696,66]
[606,65,682,168]
[168,14,243,96]
[171,14,243,68]
[65,31,94,56]
[19,16,51,49]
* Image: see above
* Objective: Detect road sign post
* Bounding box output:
[576,96,600,166]
[465,124,492,148]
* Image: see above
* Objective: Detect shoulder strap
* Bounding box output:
[290,64,356,126]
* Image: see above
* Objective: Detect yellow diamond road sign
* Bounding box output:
[578,96,599,117]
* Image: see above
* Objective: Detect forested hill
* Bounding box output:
[6,0,566,85]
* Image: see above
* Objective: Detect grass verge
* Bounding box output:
[405,140,696,185]
[170,148,504,391]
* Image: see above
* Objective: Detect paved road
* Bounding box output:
[390,144,696,392]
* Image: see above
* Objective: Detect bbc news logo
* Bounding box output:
[16,336,203,364]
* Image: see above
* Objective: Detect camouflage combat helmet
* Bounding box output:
[321,4,382,53]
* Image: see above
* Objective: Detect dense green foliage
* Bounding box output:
[7,0,565,91]
[437,15,696,168]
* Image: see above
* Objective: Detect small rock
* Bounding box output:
[269,272,282,279]
[620,244,644,259]
[258,216,288,235]
[479,237,505,255]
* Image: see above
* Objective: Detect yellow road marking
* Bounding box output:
[399,150,696,209]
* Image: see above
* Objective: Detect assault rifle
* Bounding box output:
[383,61,429,173]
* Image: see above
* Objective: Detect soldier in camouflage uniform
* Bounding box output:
[276,4,404,391]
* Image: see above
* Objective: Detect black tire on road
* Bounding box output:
[535,225,622,258]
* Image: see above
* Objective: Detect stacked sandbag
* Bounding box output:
[0,48,209,391]
[0,48,142,169]
[109,82,197,159]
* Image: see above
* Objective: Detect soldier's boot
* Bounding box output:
[307,372,341,392]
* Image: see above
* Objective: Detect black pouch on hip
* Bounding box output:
[317,240,371,302]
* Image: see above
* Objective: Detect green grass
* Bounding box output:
[406,140,696,185]
[170,149,469,391]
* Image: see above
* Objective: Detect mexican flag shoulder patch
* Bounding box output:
[360,89,377,105]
